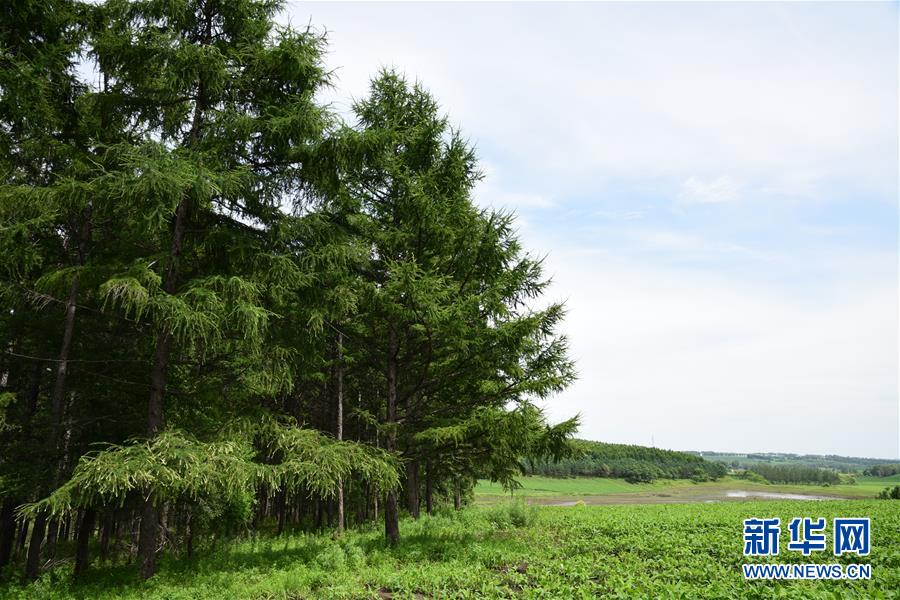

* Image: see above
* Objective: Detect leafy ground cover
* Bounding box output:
[1,500,896,599]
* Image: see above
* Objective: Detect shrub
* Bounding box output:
[313,544,346,571]
[487,498,538,529]
[878,485,900,500]
[738,470,769,484]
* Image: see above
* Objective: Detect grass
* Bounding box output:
[474,475,897,503]
[1,499,897,599]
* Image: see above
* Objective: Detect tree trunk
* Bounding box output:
[0,499,16,572]
[276,488,287,535]
[335,331,344,533]
[45,208,92,563]
[454,481,462,510]
[314,498,323,530]
[138,497,159,579]
[99,513,112,562]
[50,276,79,443]
[254,486,267,528]
[44,519,59,559]
[139,199,186,580]
[60,515,70,542]
[384,326,400,545]
[405,460,420,518]
[24,510,47,580]
[185,511,194,559]
[16,518,29,553]
[425,462,434,515]
[74,508,96,578]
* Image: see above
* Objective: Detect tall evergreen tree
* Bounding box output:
[340,71,577,543]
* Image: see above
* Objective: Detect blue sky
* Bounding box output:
[289,1,899,458]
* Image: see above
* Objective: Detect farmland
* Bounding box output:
[1,499,896,599]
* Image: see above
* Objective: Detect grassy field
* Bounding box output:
[475,475,899,503]
[1,500,896,599]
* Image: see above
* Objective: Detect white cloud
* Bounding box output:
[622,229,778,263]
[473,163,556,211]
[293,1,898,205]
[477,190,555,211]
[678,176,742,205]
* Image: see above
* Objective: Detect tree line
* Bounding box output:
[700,452,897,474]
[525,440,727,483]
[0,0,578,581]
[864,464,900,477]
[746,464,841,485]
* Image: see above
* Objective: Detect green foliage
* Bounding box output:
[19,431,257,517]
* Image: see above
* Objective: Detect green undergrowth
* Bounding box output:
[1,500,897,599]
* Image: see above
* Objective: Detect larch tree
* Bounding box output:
[340,71,578,543]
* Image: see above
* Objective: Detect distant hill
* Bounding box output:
[527,439,727,483]
[692,451,900,474]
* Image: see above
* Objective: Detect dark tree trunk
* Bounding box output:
[425,462,434,515]
[99,514,112,562]
[0,499,16,571]
[335,332,344,533]
[139,199,186,580]
[356,490,367,525]
[60,515,70,542]
[24,510,47,580]
[454,481,462,510]
[254,486,267,527]
[74,508,96,578]
[276,488,287,535]
[384,327,400,545]
[45,209,92,563]
[314,498,323,530]
[405,460,420,518]
[44,519,59,558]
[185,511,194,559]
[50,276,80,442]
[384,492,400,546]
[138,498,159,579]
[16,518,29,553]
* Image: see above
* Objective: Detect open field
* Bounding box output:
[1,500,896,599]
[474,475,900,504]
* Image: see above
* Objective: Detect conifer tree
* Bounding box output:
[340,71,577,543]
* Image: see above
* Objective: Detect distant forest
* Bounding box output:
[696,451,900,474]
[745,464,840,485]
[525,440,728,483]
[525,444,900,485]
